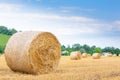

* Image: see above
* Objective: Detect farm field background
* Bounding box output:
[0,34,10,53]
[0,55,120,80]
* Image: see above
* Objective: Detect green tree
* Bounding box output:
[102,47,116,54]
[93,47,102,53]
[90,45,96,55]
[80,48,86,53]
[61,45,66,51]
[66,45,72,56]
[8,28,17,35]
[115,48,120,56]
[0,26,8,34]
[0,46,2,53]
[0,26,17,35]
[82,44,91,54]
[72,43,81,51]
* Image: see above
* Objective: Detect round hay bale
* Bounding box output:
[92,53,101,59]
[119,54,120,56]
[113,54,117,57]
[70,51,81,60]
[87,54,91,57]
[107,53,112,57]
[82,53,88,58]
[5,31,61,74]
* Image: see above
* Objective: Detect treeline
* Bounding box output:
[0,26,17,35]
[61,43,120,56]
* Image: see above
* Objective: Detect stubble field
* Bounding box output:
[0,55,120,80]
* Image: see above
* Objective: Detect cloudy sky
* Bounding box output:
[0,0,120,48]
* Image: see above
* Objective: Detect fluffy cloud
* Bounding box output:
[60,6,94,11]
[0,12,119,36]
[0,12,97,36]
[114,20,120,29]
[0,3,22,12]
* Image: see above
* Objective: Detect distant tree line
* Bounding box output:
[61,43,120,56]
[0,26,17,35]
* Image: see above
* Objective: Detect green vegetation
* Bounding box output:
[93,47,102,53]
[61,43,120,56]
[0,26,17,35]
[0,26,120,56]
[0,26,17,53]
[0,34,10,54]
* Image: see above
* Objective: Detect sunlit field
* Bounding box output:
[0,55,120,80]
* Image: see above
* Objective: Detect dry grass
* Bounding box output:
[0,55,120,80]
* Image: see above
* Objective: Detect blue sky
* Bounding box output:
[0,0,120,48]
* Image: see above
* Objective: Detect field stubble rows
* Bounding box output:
[0,55,120,80]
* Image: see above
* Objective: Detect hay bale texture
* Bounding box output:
[82,53,88,58]
[92,53,101,59]
[119,54,120,56]
[113,54,117,57]
[5,31,61,74]
[107,53,113,57]
[87,54,91,57]
[70,51,81,60]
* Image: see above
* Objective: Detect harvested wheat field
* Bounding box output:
[0,55,120,80]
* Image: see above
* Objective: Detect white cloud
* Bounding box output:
[0,12,116,35]
[0,12,119,34]
[25,13,95,22]
[115,20,120,24]
[103,20,120,32]
[60,6,95,13]
[0,12,97,36]
[0,3,22,12]
[0,11,120,47]
[114,20,120,26]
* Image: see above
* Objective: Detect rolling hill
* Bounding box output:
[0,34,10,53]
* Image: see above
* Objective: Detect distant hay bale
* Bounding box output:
[82,53,88,58]
[87,54,91,57]
[107,53,113,57]
[119,54,120,56]
[5,31,61,74]
[113,54,117,57]
[92,53,101,59]
[70,51,81,60]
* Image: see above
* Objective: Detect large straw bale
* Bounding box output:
[82,53,88,58]
[5,31,61,74]
[70,51,81,60]
[92,53,101,59]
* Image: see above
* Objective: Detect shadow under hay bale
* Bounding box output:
[5,31,61,74]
